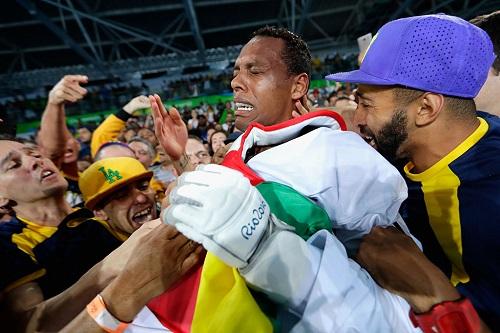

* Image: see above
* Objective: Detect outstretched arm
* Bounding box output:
[90,95,150,157]
[1,220,202,333]
[356,227,491,333]
[59,223,202,333]
[38,75,87,176]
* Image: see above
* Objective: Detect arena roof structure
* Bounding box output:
[1,0,498,94]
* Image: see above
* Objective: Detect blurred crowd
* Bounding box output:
[0,52,357,126]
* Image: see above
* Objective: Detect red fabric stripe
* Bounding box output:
[147,265,203,333]
[222,151,264,186]
[245,110,347,134]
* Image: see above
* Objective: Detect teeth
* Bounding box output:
[235,102,254,112]
[134,207,151,218]
[42,170,53,178]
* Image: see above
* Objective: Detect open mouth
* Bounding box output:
[235,102,254,113]
[362,134,378,149]
[40,169,56,182]
[359,127,378,149]
[132,206,153,225]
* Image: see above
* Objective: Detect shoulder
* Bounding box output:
[0,222,45,294]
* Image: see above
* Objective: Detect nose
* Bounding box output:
[353,105,367,128]
[134,190,148,204]
[187,154,200,167]
[230,73,245,93]
[26,155,43,171]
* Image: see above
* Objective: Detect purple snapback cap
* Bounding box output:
[326,14,495,98]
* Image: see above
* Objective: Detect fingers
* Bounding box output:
[169,184,204,207]
[168,107,183,124]
[149,95,160,116]
[50,75,88,104]
[180,245,204,274]
[63,74,88,83]
[61,75,88,95]
[156,223,181,239]
[154,94,167,114]
[150,95,164,133]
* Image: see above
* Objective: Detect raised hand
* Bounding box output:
[48,75,88,106]
[149,94,188,161]
[122,95,150,115]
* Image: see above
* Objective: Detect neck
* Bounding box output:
[14,195,73,227]
[408,117,480,173]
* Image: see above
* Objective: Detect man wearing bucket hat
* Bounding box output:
[79,157,158,237]
[324,14,499,329]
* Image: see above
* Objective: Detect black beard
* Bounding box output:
[376,108,409,165]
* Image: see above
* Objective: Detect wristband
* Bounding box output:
[409,297,480,333]
[86,294,130,333]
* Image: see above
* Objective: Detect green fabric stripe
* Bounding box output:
[256,181,332,239]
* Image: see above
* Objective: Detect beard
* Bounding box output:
[375,107,409,165]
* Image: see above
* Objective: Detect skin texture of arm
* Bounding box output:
[60,223,203,333]
[38,75,89,179]
[1,220,203,333]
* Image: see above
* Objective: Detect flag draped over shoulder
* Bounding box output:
[147,111,344,333]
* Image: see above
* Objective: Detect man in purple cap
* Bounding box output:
[326,14,499,330]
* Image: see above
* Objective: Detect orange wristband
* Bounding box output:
[86,294,130,333]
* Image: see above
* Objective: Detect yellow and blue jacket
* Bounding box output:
[401,112,500,327]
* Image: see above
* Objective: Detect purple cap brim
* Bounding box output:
[325,69,396,86]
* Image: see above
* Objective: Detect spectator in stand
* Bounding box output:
[137,127,158,147]
[90,95,150,159]
[186,136,210,168]
[196,114,209,141]
[208,130,227,156]
[94,141,136,161]
[470,10,500,117]
[77,126,92,159]
[128,137,156,168]
[121,125,138,142]
[308,88,325,107]
[151,145,178,188]
[207,105,216,124]
[222,112,235,133]
[334,95,357,109]
[187,109,199,131]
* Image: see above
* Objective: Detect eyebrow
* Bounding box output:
[355,91,373,102]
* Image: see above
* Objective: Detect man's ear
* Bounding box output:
[93,209,109,221]
[291,73,310,100]
[414,93,445,127]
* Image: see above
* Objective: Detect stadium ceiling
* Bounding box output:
[1,0,498,77]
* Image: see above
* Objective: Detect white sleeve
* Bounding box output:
[248,129,408,251]
[240,230,420,333]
